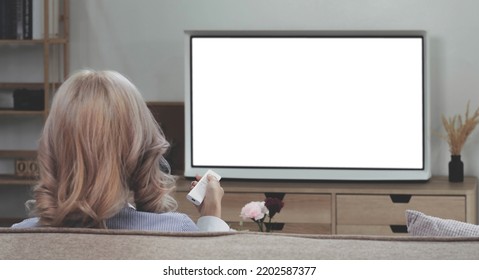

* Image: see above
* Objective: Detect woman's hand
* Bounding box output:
[190,174,224,218]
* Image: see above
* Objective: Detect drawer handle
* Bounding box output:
[389,194,411,203]
[390,225,408,233]
[266,222,285,231]
[264,192,286,200]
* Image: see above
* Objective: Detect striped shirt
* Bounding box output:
[11,207,230,232]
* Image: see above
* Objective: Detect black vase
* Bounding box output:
[265,222,285,232]
[448,155,464,182]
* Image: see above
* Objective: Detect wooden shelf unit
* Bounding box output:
[0,0,69,187]
[0,175,37,186]
[175,176,477,235]
[0,150,37,158]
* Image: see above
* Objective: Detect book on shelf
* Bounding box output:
[0,0,60,40]
[13,88,44,111]
[0,89,14,109]
[32,0,60,39]
[0,0,16,39]
[23,0,32,39]
[0,88,45,111]
[0,0,30,40]
[32,0,42,39]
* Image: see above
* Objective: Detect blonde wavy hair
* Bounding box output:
[30,70,177,228]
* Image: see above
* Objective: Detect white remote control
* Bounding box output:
[186,169,221,206]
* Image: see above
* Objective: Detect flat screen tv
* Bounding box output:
[184,30,430,181]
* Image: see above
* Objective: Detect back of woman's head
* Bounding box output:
[33,70,177,228]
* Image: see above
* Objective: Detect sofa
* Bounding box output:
[2,210,479,259]
[1,227,479,260]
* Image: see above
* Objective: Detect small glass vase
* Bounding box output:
[448,155,464,182]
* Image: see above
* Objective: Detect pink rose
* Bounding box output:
[240,201,269,221]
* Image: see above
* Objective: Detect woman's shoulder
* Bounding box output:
[11,217,40,228]
[9,208,201,232]
[106,207,199,232]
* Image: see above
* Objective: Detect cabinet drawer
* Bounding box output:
[337,194,466,225]
[222,193,331,224]
[175,192,331,228]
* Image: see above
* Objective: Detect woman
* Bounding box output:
[12,70,229,231]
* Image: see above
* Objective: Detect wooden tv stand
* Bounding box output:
[174,176,477,236]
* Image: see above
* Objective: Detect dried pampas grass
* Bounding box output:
[442,101,479,155]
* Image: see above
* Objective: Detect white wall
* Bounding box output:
[69,0,479,178]
[2,0,479,218]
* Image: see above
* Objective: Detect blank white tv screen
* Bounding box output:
[186,32,429,181]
